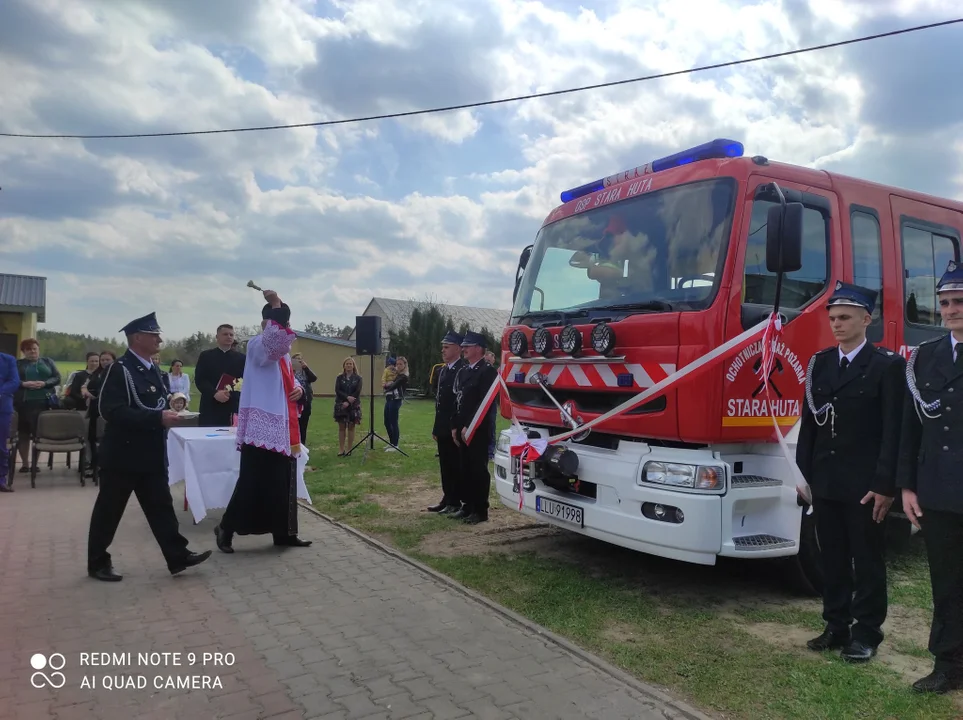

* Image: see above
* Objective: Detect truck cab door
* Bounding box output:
[720,177,841,439]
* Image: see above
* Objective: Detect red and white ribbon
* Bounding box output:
[467,314,812,504]
[462,374,503,445]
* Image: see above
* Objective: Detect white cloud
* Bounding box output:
[0,0,961,342]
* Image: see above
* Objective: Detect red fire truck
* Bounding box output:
[493,138,963,593]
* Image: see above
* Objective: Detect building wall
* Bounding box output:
[290,338,378,398]
[0,311,38,356]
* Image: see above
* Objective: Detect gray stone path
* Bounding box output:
[0,467,709,719]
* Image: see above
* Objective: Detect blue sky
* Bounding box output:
[0,0,961,340]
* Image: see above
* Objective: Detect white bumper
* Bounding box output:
[493,430,801,565]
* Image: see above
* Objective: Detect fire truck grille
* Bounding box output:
[506,387,666,416]
[732,534,795,551]
[730,475,781,488]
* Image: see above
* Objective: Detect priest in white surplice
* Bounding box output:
[215,291,312,551]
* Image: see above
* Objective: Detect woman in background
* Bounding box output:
[168,359,191,404]
[382,356,408,451]
[14,338,61,474]
[334,357,362,456]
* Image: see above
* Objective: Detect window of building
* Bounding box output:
[743,198,830,309]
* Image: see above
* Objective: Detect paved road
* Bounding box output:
[0,467,707,720]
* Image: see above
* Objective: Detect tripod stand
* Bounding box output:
[346,355,408,461]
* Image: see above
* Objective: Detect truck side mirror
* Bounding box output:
[765,202,803,274]
[513,245,534,303]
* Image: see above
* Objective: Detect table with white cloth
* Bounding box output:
[167,426,312,524]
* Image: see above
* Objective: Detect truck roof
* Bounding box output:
[542,153,963,226]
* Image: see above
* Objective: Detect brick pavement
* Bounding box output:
[0,467,709,720]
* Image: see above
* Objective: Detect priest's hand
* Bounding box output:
[262,289,281,308]
[161,410,182,427]
[289,385,303,401]
[214,389,230,403]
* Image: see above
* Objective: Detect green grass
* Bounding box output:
[298,398,958,719]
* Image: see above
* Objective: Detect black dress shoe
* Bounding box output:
[912,670,961,694]
[449,507,471,520]
[427,502,447,512]
[439,505,460,515]
[169,550,212,575]
[806,629,851,652]
[0,484,13,493]
[88,566,123,582]
[274,536,312,547]
[214,525,234,553]
[840,640,876,663]
[463,512,489,525]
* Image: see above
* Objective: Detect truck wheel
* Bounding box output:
[786,508,822,596]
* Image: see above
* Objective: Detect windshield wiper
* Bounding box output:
[519,308,589,323]
[605,300,674,312]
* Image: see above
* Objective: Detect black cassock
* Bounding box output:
[796,342,905,647]
[194,346,246,427]
[220,445,298,541]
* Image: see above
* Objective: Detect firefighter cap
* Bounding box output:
[826,280,877,314]
[937,260,963,293]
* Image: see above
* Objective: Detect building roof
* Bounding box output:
[294,331,356,348]
[0,274,46,322]
[355,297,510,338]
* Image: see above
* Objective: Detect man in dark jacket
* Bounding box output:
[796,281,905,663]
[897,260,963,694]
[86,312,211,582]
[428,331,466,514]
[195,324,246,427]
[450,331,498,525]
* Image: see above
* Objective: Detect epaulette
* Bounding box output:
[918,334,946,348]
[812,347,836,357]
[875,346,896,357]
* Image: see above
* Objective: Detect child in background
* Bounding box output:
[381,357,397,388]
[170,393,188,413]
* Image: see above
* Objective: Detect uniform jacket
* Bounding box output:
[0,352,20,415]
[452,359,498,435]
[896,334,963,514]
[433,358,466,437]
[795,342,905,502]
[98,351,170,473]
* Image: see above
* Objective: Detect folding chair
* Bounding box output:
[31,410,88,488]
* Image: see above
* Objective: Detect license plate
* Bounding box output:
[535,496,584,528]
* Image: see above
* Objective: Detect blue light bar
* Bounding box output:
[558,138,744,203]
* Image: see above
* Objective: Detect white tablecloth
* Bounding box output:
[167,426,312,524]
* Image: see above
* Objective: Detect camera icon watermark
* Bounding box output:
[30,653,66,689]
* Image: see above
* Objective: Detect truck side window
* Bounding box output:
[743,199,829,309]
[851,210,884,342]
[902,224,960,327]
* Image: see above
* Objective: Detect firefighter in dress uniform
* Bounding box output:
[898,260,963,694]
[87,312,212,582]
[796,282,905,662]
[450,331,498,525]
[428,330,467,515]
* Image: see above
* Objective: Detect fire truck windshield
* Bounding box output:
[512,177,738,321]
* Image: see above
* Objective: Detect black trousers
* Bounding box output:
[87,470,190,572]
[813,497,888,645]
[436,435,463,507]
[298,405,311,446]
[920,509,963,673]
[460,420,492,516]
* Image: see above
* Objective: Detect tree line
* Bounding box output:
[35,317,347,366]
[386,301,500,392]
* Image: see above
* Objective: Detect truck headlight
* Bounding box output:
[640,462,724,491]
[496,432,511,455]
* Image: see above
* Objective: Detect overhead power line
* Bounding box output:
[2,17,961,140]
